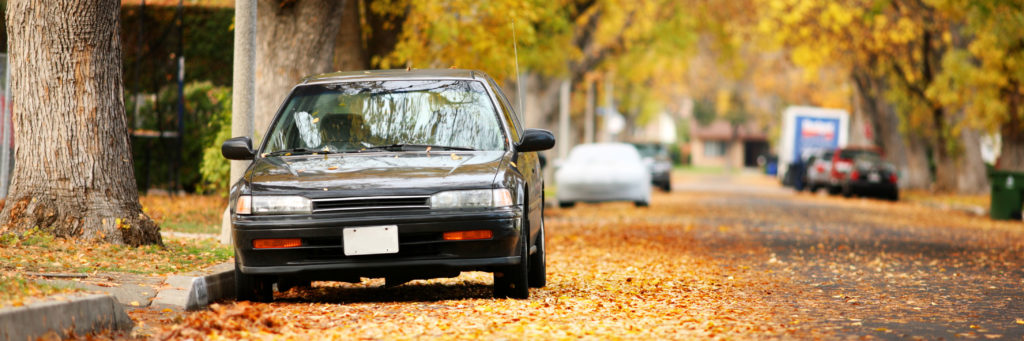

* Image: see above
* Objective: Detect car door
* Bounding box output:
[486,78,543,242]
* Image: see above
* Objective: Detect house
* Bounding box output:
[689,120,769,168]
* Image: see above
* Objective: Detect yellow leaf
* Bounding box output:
[312,117,320,123]
[130,301,140,307]
[450,153,462,160]
[1016,319,1024,325]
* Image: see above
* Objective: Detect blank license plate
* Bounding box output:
[868,173,881,183]
[343,225,398,256]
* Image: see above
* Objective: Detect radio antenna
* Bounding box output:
[510,19,524,118]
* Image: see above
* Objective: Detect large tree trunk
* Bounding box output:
[997,90,1024,171]
[957,126,988,194]
[1,0,161,246]
[255,0,344,137]
[852,70,931,189]
[332,0,367,71]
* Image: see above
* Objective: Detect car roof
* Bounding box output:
[300,69,488,85]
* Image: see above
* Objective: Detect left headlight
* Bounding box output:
[430,189,513,209]
[236,195,313,215]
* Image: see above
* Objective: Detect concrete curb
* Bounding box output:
[152,262,234,311]
[0,294,133,341]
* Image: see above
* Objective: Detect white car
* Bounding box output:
[555,143,652,208]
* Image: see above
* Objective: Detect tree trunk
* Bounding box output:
[957,126,988,194]
[332,0,367,71]
[998,90,1024,171]
[1,0,161,246]
[852,70,930,189]
[255,0,344,137]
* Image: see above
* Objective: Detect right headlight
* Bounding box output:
[235,195,312,215]
[430,189,513,209]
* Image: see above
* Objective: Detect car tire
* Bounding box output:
[234,257,273,302]
[559,201,575,208]
[277,277,312,292]
[841,184,853,198]
[827,185,841,195]
[493,209,530,299]
[660,182,671,192]
[634,200,649,207]
[528,221,546,288]
[888,189,900,202]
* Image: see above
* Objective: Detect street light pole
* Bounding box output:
[222,0,257,244]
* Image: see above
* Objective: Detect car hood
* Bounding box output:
[247,151,505,196]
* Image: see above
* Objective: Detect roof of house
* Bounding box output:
[690,120,767,141]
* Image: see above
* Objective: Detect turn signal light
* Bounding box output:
[443,230,493,241]
[253,238,302,249]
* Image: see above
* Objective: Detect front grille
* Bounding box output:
[312,196,430,213]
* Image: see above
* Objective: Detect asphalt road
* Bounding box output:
[122,172,1024,339]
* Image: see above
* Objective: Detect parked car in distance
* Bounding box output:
[804,148,835,193]
[631,142,672,192]
[828,147,899,200]
[222,69,554,301]
[555,143,652,208]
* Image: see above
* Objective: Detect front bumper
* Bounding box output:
[232,207,523,279]
[847,181,898,195]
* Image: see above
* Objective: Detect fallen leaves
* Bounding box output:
[113,179,1024,339]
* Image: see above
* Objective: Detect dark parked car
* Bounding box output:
[222,69,555,301]
[828,147,898,200]
[631,142,672,192]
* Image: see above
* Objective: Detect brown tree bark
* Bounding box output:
[851,70,931,189]
[997,88,1024,171]
[1,0,161,245]
[957,125,988,194]
[255,0,345,137]
[333,0,367,71]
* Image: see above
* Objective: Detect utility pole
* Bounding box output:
[223,0,257,244]
[558,79,571,160]
[584,79,594,144]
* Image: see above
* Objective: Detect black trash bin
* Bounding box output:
[989,170,1024,220]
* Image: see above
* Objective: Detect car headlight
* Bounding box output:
[430,189,513,209]
[236,195,312,215]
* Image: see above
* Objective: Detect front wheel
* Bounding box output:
[234,257,273,302]
[634,200,649,207]
[528,222,546,288]
[494,215,530,299]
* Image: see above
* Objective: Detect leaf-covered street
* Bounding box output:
[121,173,1024,339]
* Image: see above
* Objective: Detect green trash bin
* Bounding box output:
[989,170,1024,220]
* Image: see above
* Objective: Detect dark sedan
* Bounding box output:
[222,69,554,301]
[833,148,899,201]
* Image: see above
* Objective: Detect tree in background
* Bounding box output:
[0,1,161,245]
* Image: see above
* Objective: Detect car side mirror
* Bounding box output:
[222,136,255,160]
[517,129,555,153]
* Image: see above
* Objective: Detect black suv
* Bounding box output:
[222,69,554,300]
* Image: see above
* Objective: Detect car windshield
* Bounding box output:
[839,149,879,161]
[632,144,665,158]
[262,80,505,154]
[568,145,641,164]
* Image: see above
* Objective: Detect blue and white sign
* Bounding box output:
[794,116,841,162]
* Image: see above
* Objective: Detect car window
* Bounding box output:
[486,78,521,142]
[262,80,506,153]
[568,145,641,164]
[838,149,878,160]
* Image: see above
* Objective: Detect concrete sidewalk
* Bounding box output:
[2,261,235,339]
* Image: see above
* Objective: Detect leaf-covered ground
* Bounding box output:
[141,194,227,235]
[104,174,1022,339]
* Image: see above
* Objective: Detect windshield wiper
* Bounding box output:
[362,144,476,152]
[264,148,325,157]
